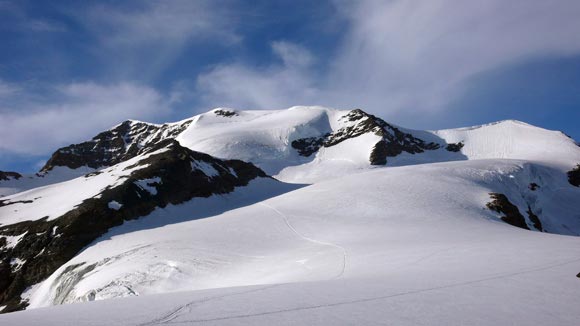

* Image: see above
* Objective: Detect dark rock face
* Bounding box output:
[487,193,528,230]
[0,140,267,312]
[445,142,464,152]
[526,206,543,232]
[0,171,22,181]
[291,109,440,165]
[214,109,238,117]
[568,164,580,187]
[370,141,389,165]
[290,135,329,157]
[486,193,543,231]
[528,183,540,191]
[40,119,192,173]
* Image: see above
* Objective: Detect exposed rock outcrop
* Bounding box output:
[486,193,543,232]
[445,142,464,152]
[214,109,238,117]
[486,193,529,230]
[0,171,22,181]
[291,109,440,165]
[568,164,580,187]
[40,119,192,172]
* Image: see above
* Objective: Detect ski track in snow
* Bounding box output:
[163,257,580,325]
[140,285,281,326]
[139,202,349,326]
[258,203,348,279]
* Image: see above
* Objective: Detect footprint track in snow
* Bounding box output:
[259,202,348,279]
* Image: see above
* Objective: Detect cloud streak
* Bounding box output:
[0,82,172,155]
[197,0,580,122]
[83,0,240,46]
[197,41,319,109]
[74,0,240,81]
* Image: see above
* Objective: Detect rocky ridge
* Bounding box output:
[40,119,193,172]
[291,109,440,165]
[0,172,21,181]
[0,139,268,312]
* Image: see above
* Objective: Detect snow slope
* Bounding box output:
[174,107,580,182]
[432,120,580,165]
[3,159,580,325]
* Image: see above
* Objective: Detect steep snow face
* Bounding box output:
[432,120,580,165]
[23,159,580,310]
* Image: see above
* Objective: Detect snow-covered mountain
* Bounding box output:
[0,106,579,325]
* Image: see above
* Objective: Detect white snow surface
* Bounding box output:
[3,159,576,325]
[107,201,123,211]
[432,120,580,164]
[0,231,28,250]
[2,107,580,325]
[134,177,162,196]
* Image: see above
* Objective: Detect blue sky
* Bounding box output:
[1,0,579,172]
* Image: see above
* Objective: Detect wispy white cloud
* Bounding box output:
[83,0,240,47]
[0,82,172,155]
[271,41,314,68]
[23,19,66,33]
[197,41,319,110]
[326,0,580,116]
[196,0,580,122]
[72,0,240,80]
[0,1,66,33]
[0,1,242,160]
[0,79,20,98]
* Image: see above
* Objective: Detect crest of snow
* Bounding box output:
[134,177,162,196]
[191,161,220,178]
[1,231,28,249]
[108,201,123,211]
